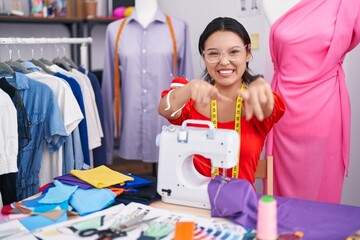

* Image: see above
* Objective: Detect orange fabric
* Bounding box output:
[107,187,125,196]
[113,16,177,138]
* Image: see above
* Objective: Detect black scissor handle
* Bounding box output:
[79,228,98,237]
[79,228,115,238]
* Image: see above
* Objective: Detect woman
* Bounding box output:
[158,17,285,186]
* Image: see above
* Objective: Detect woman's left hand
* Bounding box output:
[237,77,274,121]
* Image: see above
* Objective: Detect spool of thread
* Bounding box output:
[113,6,126,18]
[257,195,277,240]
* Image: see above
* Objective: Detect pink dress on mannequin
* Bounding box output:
[266,0,360,203]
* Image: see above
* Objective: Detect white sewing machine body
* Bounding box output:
[156,120,240,209]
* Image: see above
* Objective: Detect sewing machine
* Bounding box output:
[156,119,240,209]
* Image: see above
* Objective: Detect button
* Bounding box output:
[142,49,146,54]
[142,69,147,74]
[143,109,147,113]
[143,31,147,35]
[143,89,148,93]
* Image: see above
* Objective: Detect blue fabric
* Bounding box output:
[22,194,46,207]
[119,174,153,189]
[55,72,90,166]
[20,211,67,231]
[0,72,68,200]
[33,200,68,213]
[39,180,78,204]
[78,66,107,167]
[69,188,116,216]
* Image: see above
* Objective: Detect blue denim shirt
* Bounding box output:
[3,72,68,200]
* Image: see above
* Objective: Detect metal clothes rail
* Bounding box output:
[0,37,93,69]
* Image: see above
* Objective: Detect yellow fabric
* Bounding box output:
[70,165,134,188]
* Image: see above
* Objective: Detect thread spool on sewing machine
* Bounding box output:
[156,119,240,209]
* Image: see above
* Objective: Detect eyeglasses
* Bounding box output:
[203,45,248,64]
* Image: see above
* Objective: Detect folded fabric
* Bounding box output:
[21,194,68,213]
[38,180,78,204]
[208,176,258,227]
[119,173,153,189]
[54,174,94,189]
[20,210,67,232]
[70,165,134,188]
[115,175,160,205]
[208,176,360,240]
[69,187,116,216]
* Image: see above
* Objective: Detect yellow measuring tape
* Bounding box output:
[210,83,246,178]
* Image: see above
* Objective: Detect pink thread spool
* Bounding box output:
[257,195,277,240]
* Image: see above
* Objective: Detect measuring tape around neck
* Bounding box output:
[210,83,246,178]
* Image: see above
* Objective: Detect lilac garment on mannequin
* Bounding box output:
[102,9,194,165]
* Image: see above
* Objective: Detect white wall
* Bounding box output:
[1,0,359,206]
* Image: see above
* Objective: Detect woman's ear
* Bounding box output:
[246,44,252,62]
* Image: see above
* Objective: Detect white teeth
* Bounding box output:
[219,70,233,74]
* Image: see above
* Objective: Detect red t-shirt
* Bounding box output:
[161,81,285,185]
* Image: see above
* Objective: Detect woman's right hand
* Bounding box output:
[189,80,232,107]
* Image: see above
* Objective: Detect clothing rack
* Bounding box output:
[0,37,93,70]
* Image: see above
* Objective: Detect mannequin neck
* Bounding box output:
[135,0,158,28]
[263,0,300,25]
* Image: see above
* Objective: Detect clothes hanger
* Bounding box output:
[0,62,15,75]
[4,45,31,74]
[52,44,72,71]
[38,47,53,66]
[29,48,56,75]
[61,46,78,69]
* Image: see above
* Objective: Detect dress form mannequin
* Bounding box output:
[263,0,300,24]
[134,0,158,28]
[264,0,360,204]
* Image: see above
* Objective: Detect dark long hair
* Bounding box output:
[198,17,258,85]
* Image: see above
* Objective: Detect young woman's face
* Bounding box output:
[202,30,250,87]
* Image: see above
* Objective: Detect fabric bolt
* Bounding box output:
[78,66,107,167]
[161,79,285,185]
[208,176,360,240]
[38,180,78,204]
[70,165,134,188]
[54,174,94,189]
[102,9,194,165]
[0,87,18,175]
[0,78,31,150]
[69,187,116,216]
[1,72,68,200]
[266,0,360,203]
[54,72,90,167]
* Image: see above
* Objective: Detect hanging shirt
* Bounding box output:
[102,9,194,164]
[266,0,360,203]
[0,88,18,175]
[1,72,68,200]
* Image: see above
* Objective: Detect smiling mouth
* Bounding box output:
[218,69,234,76]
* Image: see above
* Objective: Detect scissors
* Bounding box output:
[78,214,159,239]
